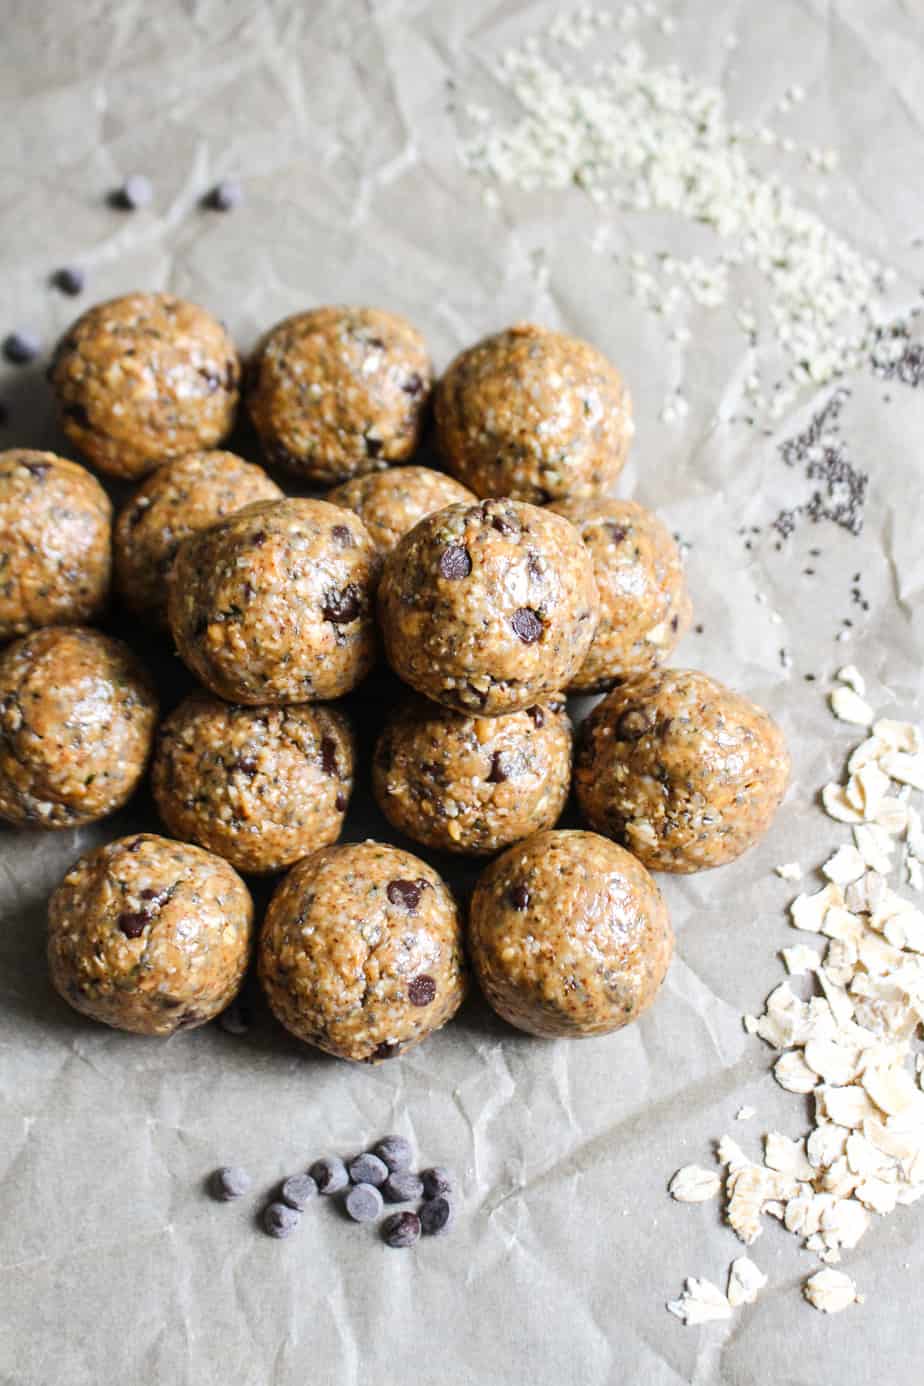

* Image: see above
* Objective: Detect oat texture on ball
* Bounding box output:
[246,306,433,485]
[49,293,241,480]
[48,833,253,1036]
[575,668,790,872]
[258,841,466,1063]
[377,498,599,715]
[151,694,355,875]
[0,627,158,829]
[373,692,572,855]
[0,449,111,641]
[469,829,673,1038]
[115,451,283,628]
[435,323,632,504]
[169,497,380,704]
[326,465,476,556]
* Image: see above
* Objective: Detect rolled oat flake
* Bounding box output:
[382,1211,421,1248]
[345,1182,383,1223]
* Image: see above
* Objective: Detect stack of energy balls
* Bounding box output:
[0,294,790,1062]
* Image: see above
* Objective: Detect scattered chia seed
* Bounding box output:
[111,174,153,210]
[694,623,704,635]
[3,330,41,365]
[870,322,924,389]
[775,389,867,537]
[206,179,244,212]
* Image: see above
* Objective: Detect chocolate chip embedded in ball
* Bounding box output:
[348,1153,388,1187]
[280,1173,318,1211]
[373,1135,414,1172]
[382,1170,424,1204]
[310,1156,349,1196]
[345,1183,383,1223]
[382,1211,421,1248]
[211,1166,252,1201]
[263,1201,300,1238]
[419,1194,453,1237]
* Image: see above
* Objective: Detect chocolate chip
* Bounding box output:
[112,174,153,210]
[387,879,424,913]
[63,402,90,427]
[421,1167,452,1200]
[250,530,267,546]
[670,613,679,632]
[371,1041,400,1061]
[604,523,627,545]
[3,331,40,365]
[508,885,530,911]
[511,608,543,644]
[420,1194,453,1237]
[331,524,353,547]
[382,1210,421,1248]
[526,705,544,728]
[280,1173,318,1211]
[320,736,339,777]
[206,178,243,211]
[439,544,471,580]
[263,1201,300,1238]
[117,911,148,939]
[364,435,383,458]
[527,552,544,580]
[615,708,650,741]
[402,372,424,397]
[139,886,170,910]
[348,1153,389,1187]
[322,583,362,624]
[211,1166,251,1201]
[382,1170,424,1204]
[198,367,222,393]
[408,974,437,1007]
[345,1183,383,1223]
[374,1135,414,1172]
[335,791,347,813]
[51,266,85,296]
[309,1156,349,1196]
[491,514,518,535]
[22,460,50,479]
[487,750,525,784]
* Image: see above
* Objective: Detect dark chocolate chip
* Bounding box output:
[408,974,437,1007]
[320,736,339,776]
[322,583,362,624]
[382,1210,421,1247]
[310,1156,349,1195]
[231,753,258,776]
[526,552,543,580]
[508,885,530,911]
[117,911,148,939]
[345,1183,383,1223]
[615,708,650,741]
[670,613,679,632]
[382,1170,424,1204]
[511,608,543,644]
[331,524,353,547]
[364,435,383,458]
[22,460,50,479]
[139,886,170,910]
[51,266,85,296]
[491,513,518,535]
[526,705,544,728]
[420,1194,453,1236]
[374,1135,414,1173]
[348,1153,388,1187]
[263,1201,300,1238]
[604,523,627,545]
[420,1167,452,1200]
[439,544,472,580]
[250,530,267,546]
[402,372,424,397]
[206,178,243,211]
[63,402,90,427]
[3,331,40,365]
[211,1165,251,1201]
[387,879,423,913]
[280,1172,318,1211]
[371,1041,400,1061]
[335,791,347,813]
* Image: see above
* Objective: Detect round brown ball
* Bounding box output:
[575,669,790,873]
[0,627,158,829]
[326,465,475,556]
[258,841,466,1063]
[0,449,111,641]
[48,833,253,1036]
[377,498,599,716]
[246,306,433,485]
[151,694,355,875]
[469,829,673,1038]
[114,451,283,628]
[373,693,572,855]
[548,498,692,692]
[435,323,632,504]
[49,292,240,480]
[168,498,379,704]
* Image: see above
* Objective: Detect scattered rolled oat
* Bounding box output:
[735,1107,756,1122]
[727,1256,767,1308]
[775,862,803,882]
[803,1268,862,1314]
[830,686,874,727]
[666,1277,732,1326]
[669,1165,721,1203]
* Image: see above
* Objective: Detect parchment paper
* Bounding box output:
[2,2,923,1383]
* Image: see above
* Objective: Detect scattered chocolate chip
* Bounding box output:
[420,1194,453,1237]
[604,523,628,544]
[387,879,423,913]
[348,1153,389,1187]
[511,608,543,644]
[280,1173,318,1211]
[322,583,362,624]
[310,1156,349,1196]
[615,708,650,741]
[112,174,153,210]
[345,1183,383,1223]
[206,178,243,211]
[401,372,424,397]
[3,331,41,365]
[331,524,353,547]
[382,1210,421,1248]
[335,791,347,813]
[364,435,383,458]
[139,886,170,909]
[218,1001,250,1036]
[374,1135,414,1172]
[211,1166,251,1201]
[526,705,544,728]
[117,911,148,939]
[51,266,85,296]
[263,1201,300,1239]
[421,1167,452,1200]
[508,884,530,911]
[382,1170,424,1203]
[408,974,437,1007]
[439,544,472,580]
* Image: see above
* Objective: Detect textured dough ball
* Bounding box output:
[469,829,673,1038]
[378,498,599,715]
[435,323,632,504]
[548,498,692,692]
[258,841,466,1062]
[169,498,379,704]
[326,465,475,556]
[246,306,433,485]
[48,833,252,1036]
[151,694,355,875]
[114,451,283,628]
[0,450,111,641]
[575,669,790,873]
[49,293,241,480]
[0,628,158,828]
[373,693,571,855]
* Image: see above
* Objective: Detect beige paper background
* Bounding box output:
[2,2,924,1382]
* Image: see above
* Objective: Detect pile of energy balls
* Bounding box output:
[0,295,790,1061]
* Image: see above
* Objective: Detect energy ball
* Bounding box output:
[0,627,157,829]
[114,451,283,628]
[326,465,476,557]
[0,449,111,641]
[258,841,466,1063]
[49,292,240,480]
[373,693,572,855]
[435,323,632,504]
[246,306,433,485]
[151,694,355,875]
[48,833,253,1036]
[575,669,790,873]
[548,498,692,693]
[169,498,379,704]
[378,498,599,716]
[469,829,673,1038]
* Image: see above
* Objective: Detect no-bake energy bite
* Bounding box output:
[575,668,790,873]
[0,449,111,641]
[48,833,253,1036]
[548,497,692,692]
[0,627,158,829]
[151,694,355,875]
[377,498,599,715]
[168,498,379,704]
[258,841,466,1063]
[246,307,433,485]
[469,829,673,1038]
[49,292,240,480]
[326,465,476,557]
[373,693,572,855]
[434,322,632,504]
[114,451,283,628]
